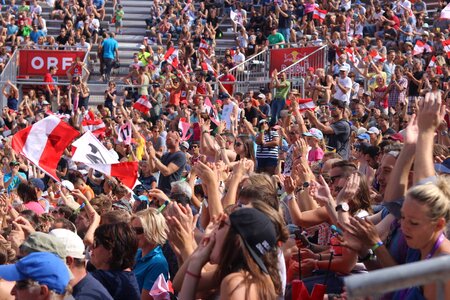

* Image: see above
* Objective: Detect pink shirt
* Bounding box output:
[24,201,45,215]
[308,147,324,163]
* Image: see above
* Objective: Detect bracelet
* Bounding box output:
[202,130,209,134]
[318,253,322,261]
[358,250,373,262]
[158,200,170,213]
[371,241,384,252]
[185,270,201,279]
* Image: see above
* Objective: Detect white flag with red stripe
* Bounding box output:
[82,111,106,138]
[12,115,80,181]
[429,56,437,68]
[199,39,209,55]
[297,98,316,113]
[133,95,152,114]
[345,47,357,63]
[178,117,192,141]
[71,131,138,188]
[230,10,243,26]
[163,47,179,68]
[313,8,327,22]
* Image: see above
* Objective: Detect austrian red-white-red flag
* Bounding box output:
[201,59,217,76]
[428,56,443,74]
[163,47,179,68]
[133,95,152,114]
[71,132,138,188]
[297,98,316,113]
[368,49,386,63]
[443,40,450,58]
[82,111,106,138]
[313,8,327,22]
[345,47,357,63]
[199,39,209,55]
[413,40,432,56]
[12,115,80,181]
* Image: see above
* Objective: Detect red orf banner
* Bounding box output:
[19,50,87,77]
[270,47,323,76]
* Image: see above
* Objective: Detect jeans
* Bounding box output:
[270,97,286,125]
[279,27,290,45]
[103,58,114,83]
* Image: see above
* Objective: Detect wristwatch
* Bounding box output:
[335,203,350,212]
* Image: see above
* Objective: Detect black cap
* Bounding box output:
[229,208,277,274]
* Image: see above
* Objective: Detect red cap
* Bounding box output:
[389,133,404,142]
[308,67,315,72]
[216,99,223,106]
[180,99,188,105]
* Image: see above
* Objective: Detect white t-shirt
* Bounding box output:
[333,76,352,104]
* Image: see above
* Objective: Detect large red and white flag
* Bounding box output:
[297,98,316,113]
[178,117,192,141]
[133,95,152,114]
[12,115,80,181]
[345,47,357,63]
[428,56,442,74]
[163,47,179,68]
[72,132,138,188]
[199,39,209,55]
[82,111,106,138]
[313,8,327,22]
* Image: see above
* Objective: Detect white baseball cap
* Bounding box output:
[49,229,85,259]
[367,127,380,135]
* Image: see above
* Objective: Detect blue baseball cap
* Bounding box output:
[303,128,324,140]
[0,252,70,294]
[357,133,371,141]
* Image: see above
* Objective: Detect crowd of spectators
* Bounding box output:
[1,0,450,300]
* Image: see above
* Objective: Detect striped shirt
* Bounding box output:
[256,131,279,159]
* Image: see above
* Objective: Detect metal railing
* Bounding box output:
[344,255,450,299]
[0,49,19,108]
[278,45,328,98]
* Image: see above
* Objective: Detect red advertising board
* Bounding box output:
[19,50,86,77]
[270,47,323,76]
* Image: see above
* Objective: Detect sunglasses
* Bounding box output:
[234,142,242,146]
[133,227,144,235]
[329,174,343,184]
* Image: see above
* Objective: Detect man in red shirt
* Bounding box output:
[43,66,59,109]
[219,66,236,96]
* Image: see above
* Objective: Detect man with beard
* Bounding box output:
[148,130,186,194]
[306,99,351,159]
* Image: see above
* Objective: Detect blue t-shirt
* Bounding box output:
[73,273,113,300]
[30,30,45,43]
[90,270,140,300]
[6,24,18,36]
[7,96,18,111]
[93,0,104,9]
[4,171,27,192]
[102,38,118,59]
[133,246,169,292]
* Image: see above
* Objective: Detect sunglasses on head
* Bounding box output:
[133,227,144,235]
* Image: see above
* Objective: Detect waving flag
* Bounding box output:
[178,118,192,141]
[199,39,209,55]
[313,8,327,22]
[133,95,152,114]
[12,115,80,181]
[345,47,357,63]
[82,111,106,138]
[204,97,220,126]
[201,58,217,76]
[441,3,450,19]
[443,40,450,58]
[163,47,179,68]
[367,49,386,63]
[298,98,316,113]
[72,131,138,188]
[230,10,243,26]
[413,40,432,56]
[428,56,443,74]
